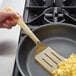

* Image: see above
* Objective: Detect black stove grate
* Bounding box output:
[13,0,76,76]
[23,0,76,29]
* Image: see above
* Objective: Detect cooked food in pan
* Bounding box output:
[52,54,76,76]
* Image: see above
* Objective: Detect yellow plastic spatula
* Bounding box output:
[17,19,65,74]
[5,7,65,74]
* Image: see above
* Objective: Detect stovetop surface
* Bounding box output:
[13,0,76,76]
[24,0,76,27]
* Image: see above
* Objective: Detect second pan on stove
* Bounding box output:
[16,23,76,76]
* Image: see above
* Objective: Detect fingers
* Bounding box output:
[4,11,20,19]
[2,19,17,29]
[2,23,11,29]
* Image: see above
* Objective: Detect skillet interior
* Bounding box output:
[16,23,76,76]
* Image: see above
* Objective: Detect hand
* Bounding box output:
[0,10,21,29]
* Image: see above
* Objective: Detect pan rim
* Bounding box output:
[16,23,76,76]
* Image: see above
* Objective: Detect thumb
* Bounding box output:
[4,11,19,19]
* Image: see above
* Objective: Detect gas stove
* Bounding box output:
[13,0,76,76]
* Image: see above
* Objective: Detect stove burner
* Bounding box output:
[25,6,76,28]
[44,7,65,23]
[23,0,76,28]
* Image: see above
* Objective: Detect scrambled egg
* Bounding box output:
[52,54,76,76]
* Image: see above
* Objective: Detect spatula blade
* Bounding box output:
[35,47,65,73]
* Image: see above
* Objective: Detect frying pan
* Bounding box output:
[16,23,76,76]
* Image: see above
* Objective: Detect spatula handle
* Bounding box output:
[4,7,40,44]
[17,19,41,44]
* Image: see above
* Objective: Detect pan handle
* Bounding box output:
[17,19,41,45]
